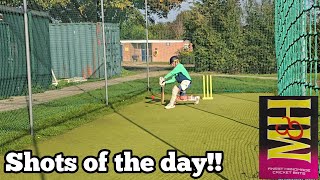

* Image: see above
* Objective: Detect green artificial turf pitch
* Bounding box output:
[0,93,271,180]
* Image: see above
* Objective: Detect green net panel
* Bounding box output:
[276,0,319,96]
[0,5,28,98]
[0,0,124,147]
[0,0,30,149]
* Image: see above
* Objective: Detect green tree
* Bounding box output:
[148,12,187,40]
[184,0,275,74]
[169,11,189,39]
[133,0,185,18]
[120,8,146,39]
[4,0,188,22]
[183,6,224,71]
[215,0,243,73]
[149,23,174,39]
[185,0,242,73]
[242,0,275,73]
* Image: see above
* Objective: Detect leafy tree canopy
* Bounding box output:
[3,0,187,21]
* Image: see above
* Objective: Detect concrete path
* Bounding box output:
[0,71,168,112]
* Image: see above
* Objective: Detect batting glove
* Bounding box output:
[159,77,165,86]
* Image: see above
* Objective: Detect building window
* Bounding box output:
[132,43,139,49]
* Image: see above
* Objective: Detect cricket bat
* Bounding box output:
[161,85,165,105]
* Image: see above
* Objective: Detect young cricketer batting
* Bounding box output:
[159,56,200,109]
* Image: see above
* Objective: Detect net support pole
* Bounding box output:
[145,0,150,91]
[23,0,34,136]
[313,1,318,94]
[101,0,108,106]
[301,0,307,96]
[202,75,205,98]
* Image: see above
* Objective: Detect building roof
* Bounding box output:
[120,40,186,43]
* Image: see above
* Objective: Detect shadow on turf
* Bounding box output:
[74,85,105,102]
[0,89,147,153]
[109,103,187,153]
[32,136,46,180]
[109,103,229,180]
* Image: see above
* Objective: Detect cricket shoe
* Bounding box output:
[194,96,200,105]
[165,104,175,109]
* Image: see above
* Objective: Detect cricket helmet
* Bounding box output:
[169,56,179,65]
